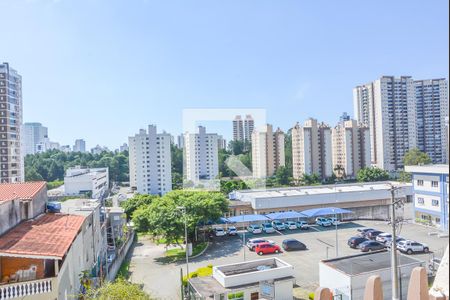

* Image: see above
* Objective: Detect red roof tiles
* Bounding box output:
[0,181,47,202]
[0,214,85,259]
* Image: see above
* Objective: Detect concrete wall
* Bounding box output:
[106,231,134,281]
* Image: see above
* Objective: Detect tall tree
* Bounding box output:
[356,167,390,182]
[403,148,432,166]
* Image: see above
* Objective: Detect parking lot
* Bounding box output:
[130,220,448,299]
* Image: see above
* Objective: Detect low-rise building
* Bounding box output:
[188,258,295,300]
[319,251,425,300]
[404,164,449,231]
[229,181,412,219]
[0,182,47,235]
[64,167,109,199]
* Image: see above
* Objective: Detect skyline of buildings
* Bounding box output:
[23,122,48,155]
[233,114,254,143]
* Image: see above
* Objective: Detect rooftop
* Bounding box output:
[60,198,101,216]
[0,181,46,202]
[405,164,449,175]
[0,213,85,259]
[233,181,410,199]
[321,251,423,276]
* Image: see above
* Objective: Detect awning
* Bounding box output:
[227,214,270,223]
[265,211,306,220]
[300,207,353,218]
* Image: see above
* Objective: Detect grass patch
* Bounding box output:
[117,260,131,279]
[182,264,213,285]
[164,242,208,263]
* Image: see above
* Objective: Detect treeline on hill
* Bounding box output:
[25,149,129,184]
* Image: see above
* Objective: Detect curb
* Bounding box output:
[189,242,210,260]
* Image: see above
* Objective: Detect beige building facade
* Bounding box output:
[251,124,285,178]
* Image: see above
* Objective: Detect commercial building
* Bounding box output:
[415,79,449,164]
[319,251,424,300]
[184,126,219,182]
[0,63,23,183]
[128,125,172,195]
[73,139,86,153]
[251,124,285,178]
[64,167,109,199]
[404,164,449,231]
[233,115,254,143]
[331,120,370,178]
[188,258,295,300]
[23,123,48,155]
[229,181,412,219]
[35,139,60,153]
[292,118,332,180]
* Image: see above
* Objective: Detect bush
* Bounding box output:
[308,292,315,300]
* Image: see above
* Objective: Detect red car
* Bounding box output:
[254,242,282,256]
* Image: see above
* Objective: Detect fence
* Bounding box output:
[106,230,135,281]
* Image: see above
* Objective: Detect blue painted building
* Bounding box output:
[405,165,449,231]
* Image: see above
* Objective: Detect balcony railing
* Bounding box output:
[0,277,55,300]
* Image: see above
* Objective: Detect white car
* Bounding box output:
[397,240,429,254]
[296,221,310,230]
[327,217,340,226]
[284,221,297,230]
[262,223,276,233]
[247,224,263,234]
[272,221,286,231]
[376,233,393,244]
[316,217,332,227]
[214,227,226,237]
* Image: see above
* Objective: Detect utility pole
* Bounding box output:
[390,184,402,300]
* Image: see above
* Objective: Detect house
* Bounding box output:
[0,182,47,235]
[188,258,295,300]
[404,164,449,231]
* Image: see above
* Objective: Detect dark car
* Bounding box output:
[348,237,369,249]
[366,230,384,240]
[357,228,375,237]
[282,239,307,251]
[359,241,385,252]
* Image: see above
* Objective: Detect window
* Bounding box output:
[417,197,425,205]
[432,200,439,207]
[431,181,439,188]
[417,180,424,186]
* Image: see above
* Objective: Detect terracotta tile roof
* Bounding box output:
[0,181,47,202]
[0,214,85,259]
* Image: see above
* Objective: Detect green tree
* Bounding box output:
[25,168,44,181]
[228,140,245,155]
[301,173,321,185]
[356,167,390,182]
[121,194,158,220]
[274,166,290,186]
[398,171,412,183]
[84,278,152,300]
[403,148,432,166]
[220,179,249,195]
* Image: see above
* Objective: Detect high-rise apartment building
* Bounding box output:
[217,135,227,150]
[128,125,172,195]
[233,115,255,143]
[292,118,332,180]
[251,124,285,178]
[184,126,219,182]
[331,120,371,178]
[177,134,185,149]
[353,76,417,171]
[0,63,23,183]
[414,79,449,164]
[73,139,86,153]
[339,112,351,124]
[23,122,48,155]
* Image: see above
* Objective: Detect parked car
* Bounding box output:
[348,236,369,249]
[397,240,429,254]
[282,239,307,251]
[359,241,385,252]
[247,224,263,234]
[376,233,392,244]
[327,217,340,226]
[296,221,310,230]
[316,217,332,227]
[357,228,375,237]
[214,227,226,237]
[246,238,271,251]
[272,221,286,231]
[284,221,297,230]
[366,230,384,240]
[255,242,281,256]
[227,226,238,236]
[262,223,276,234]
[385,237,406,249]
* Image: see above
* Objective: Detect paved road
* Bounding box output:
[129,220,448,300]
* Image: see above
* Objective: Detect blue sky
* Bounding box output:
[1,0,449,150]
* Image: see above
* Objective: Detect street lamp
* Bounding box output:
[176,206,189,280]
[389,184,403,300]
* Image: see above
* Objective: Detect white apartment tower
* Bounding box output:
[331,120,371,178]
[23,122,48,155]
[0,63,23,183]
[251,124,285,178]
[244,115,255,142]
[184,126,219,182]
[73,139,86,153]
[292,118,333,180]
[414,79,449,164]
[128,125,172,195]
[353,76,417,171]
